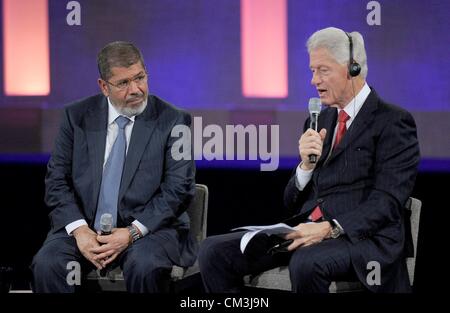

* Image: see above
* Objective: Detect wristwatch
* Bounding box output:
[127,225,142,243]
[328,219,343,239]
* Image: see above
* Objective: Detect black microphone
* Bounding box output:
[308,97,322,163]
[99,213,113,236]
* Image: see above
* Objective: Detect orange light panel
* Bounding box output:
[241,0,287,98]
[3,0,50,96]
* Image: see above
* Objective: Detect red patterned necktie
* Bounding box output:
[309,206,323,222]
[333,110,350,149]
[309,110,350,222]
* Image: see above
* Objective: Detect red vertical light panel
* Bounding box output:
[3,0,50,96]
[241,0,287,98]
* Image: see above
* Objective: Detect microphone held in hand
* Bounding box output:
[98,213,113,277]
[99,213,113,235]
[308,97,322,163]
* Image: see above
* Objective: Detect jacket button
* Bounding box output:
[317,198,324,203]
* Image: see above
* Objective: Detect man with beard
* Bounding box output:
[32,42,196,293]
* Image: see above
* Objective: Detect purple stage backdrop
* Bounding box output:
[0,0,449,170]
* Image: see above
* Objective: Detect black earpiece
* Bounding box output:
[345,32,361,77]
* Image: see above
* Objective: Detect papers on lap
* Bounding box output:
[231,223,296,253]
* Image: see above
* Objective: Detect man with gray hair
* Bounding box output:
[199,27,419,293]
[32,41,196,292]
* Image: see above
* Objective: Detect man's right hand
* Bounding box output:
[298,128,327,170]
[72,225,104,270]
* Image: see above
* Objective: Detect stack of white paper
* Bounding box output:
[231,223,296,253]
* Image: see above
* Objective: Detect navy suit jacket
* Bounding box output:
[283,89,420,292]
[44,94,197,267]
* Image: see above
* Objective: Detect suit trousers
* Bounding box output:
[198,231,357,293]
[31,232,173,293]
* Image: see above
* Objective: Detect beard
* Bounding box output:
[114,98,147,117]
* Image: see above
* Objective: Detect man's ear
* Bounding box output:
[346,67,353,81]
[98,78,109,97]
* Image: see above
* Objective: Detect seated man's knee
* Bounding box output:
[31,248,47,277]
[288,249,326,282]
[123,256,171,292]
[31,242,81,293]
[32,245,67,277]
[125,256,168,278]
[198,236,223,268]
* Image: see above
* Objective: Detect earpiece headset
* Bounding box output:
[344,32,361,77]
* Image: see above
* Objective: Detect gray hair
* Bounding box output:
[306,27,368,79]
[97,41,146,80]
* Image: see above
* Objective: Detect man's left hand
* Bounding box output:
[91,228,132,267]
[284,221,332,251]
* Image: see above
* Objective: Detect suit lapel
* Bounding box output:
[317,107,337,166]
[118,96,158,201]
[85,97,108,216]
[326,90,378,164]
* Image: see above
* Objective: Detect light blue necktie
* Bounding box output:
[94,116,130,231]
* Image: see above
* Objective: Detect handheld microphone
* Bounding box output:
[99,213,113,236]
[308,97,322,163]
[98,213,113,277]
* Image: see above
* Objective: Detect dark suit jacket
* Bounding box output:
[44,94,197,267]
[283,89,420,292]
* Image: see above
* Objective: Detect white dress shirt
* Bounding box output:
[65,98,149,236]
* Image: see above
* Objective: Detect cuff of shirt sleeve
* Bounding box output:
[66,219,88,236]
[132,220,149,237]
[295,163,314,191]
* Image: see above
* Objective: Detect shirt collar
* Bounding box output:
[107,98,136,125]
[339,83,371,121]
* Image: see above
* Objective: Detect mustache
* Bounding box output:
[126,94,144,102]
